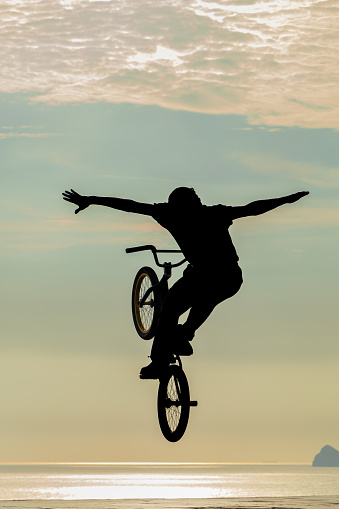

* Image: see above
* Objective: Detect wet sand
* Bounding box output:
[1,497,339,509]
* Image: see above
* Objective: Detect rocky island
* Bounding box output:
[312,445,339,467]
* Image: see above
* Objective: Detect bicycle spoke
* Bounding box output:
[132,265,162,340]
[165,375,182,431]
[158,366,190,442]
[138,275,155,333]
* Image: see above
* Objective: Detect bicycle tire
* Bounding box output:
[157,365,190,442]
[132,266,162,340]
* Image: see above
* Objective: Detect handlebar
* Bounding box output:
[126,245,157,254]
[126,244,186,268]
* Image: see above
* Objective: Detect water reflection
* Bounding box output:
[1,464,339,500]
[36,473,234,499]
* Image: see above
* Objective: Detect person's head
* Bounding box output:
[168,187,202,210]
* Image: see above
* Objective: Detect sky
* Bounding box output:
[1,0,338,464]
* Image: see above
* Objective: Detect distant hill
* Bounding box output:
[312,445,339,467]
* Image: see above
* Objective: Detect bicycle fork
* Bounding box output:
[138,263,172,308]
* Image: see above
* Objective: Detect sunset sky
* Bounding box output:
[1,0,338,463]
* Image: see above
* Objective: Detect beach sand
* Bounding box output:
[0,498,338,509]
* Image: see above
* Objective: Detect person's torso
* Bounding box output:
[152,203,239,268]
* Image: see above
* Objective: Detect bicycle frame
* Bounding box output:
[126,244,197,441]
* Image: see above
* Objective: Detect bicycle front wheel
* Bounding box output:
[132,266,162,340]
[157,365,190,442]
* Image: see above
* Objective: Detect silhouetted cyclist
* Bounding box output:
[63,187,309,379]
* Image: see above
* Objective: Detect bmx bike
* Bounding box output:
[126,244,198,442]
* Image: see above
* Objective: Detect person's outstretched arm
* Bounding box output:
[231,191,309,219]
[62,189,154,215]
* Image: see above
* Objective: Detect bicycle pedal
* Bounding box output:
[139,373,159,380]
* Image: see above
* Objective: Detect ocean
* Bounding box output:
[0,463,339,508]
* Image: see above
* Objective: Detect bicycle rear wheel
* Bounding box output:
[157,365,190,442]
[132,266,162,340]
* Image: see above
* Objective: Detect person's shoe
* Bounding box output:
[139,361,167,380]
[175,339,193,356]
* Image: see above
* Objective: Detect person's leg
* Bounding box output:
[182,302,216,338]
[150,273,193,362]
[182,265,244,339]
[141,265,243,378]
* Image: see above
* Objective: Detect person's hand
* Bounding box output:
[62,189,90,214]
[287,191,309,204]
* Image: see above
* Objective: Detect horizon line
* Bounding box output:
[0,462,311,466]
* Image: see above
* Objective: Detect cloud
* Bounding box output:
[43,218,163,233]
[0,131,60,139]
[230,151,339,189]
[0,0,338,128]
[0,216,166,252]
[239,206,339,228]
[0,218,162,233]
[0,124,60,139]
